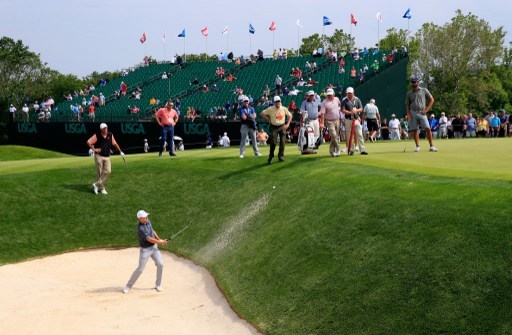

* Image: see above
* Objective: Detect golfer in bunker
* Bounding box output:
[123,210,168,293]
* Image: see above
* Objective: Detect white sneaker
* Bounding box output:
[239,155,244,158]
[334,151,341,157]
[355,147,360,152]
[92,183,98,195]
[341,148,347,153]
[414,147,421,152]
[255,152,261,156]
[123,287,130,294]
[155,286,162,292]
[429,146,438,152]
[100,188,108,195]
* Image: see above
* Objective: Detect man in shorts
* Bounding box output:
[405,75,437,152]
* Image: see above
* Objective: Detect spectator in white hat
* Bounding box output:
[320,88,343,156]
[260,95,293,164]
[341,87,368,155]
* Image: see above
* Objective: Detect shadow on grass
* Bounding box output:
[63,183,95,194]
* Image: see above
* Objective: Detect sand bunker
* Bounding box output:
[0,248,262,335]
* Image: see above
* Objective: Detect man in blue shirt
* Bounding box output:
[239,96,261,158]
[429,114,439,138]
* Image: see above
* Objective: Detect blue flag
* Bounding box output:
[323,16,332,26]
[249,23,255,34]
[403,8,411,19]
[178,29,186,38]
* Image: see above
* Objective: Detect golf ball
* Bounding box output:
[273,186,276,189]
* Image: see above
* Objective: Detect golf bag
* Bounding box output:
[297,111,319,154]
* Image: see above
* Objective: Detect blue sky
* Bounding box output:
[3,0,511,78]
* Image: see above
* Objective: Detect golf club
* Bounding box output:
[168,221,192,240]
[403,140,408,152]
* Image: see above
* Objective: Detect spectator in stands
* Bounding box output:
[257,49,264,61]
[161,72,168,79]
[33,101,40,114]
[174,98,181,110]
[477,116,488,137]
[89,104,96,122]
[289,87,301,96]
[100,78,107,86]
[257,128,269,145]
[202,85,210,93]
[275,75,283,95]
[71,104,80,122]
[263,84,270,98]
[273,50,278,60]
[451,113,464,138]
[438,112,448,138]
[307,77,316,87]
[489,111,500,137]
[226,73,236,82]
[499,109,509,137]
[120,82,127,96]
[191,77,199,85]
[132,106,140,119]
[350,67,357,79]
[212,84,219,93]
[282,86,289,96]
[297,78,306,87]
[220,132,230,147]
[429,114,439,138]
[185,107,197,122]
[466,113,477,138]
[371,60,379,73]
[22,104,29,122]
[149,97,157,105]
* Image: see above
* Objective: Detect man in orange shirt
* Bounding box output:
[155,100,179,157]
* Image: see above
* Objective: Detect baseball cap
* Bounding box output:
[441,112,445,115]
[100,123,108,129]
[430,114,435,118]
[410,75,419,82]
[243,96,249,102]
[136,210,149,219]
[391,114,396,117]
[273,96,281,102]
[307,90,315,96]
[346,87,354,94]
[326,88,334,95]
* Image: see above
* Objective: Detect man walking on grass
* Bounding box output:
[405,75,437,152]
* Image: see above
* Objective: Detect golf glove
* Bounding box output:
[120,152,125,157]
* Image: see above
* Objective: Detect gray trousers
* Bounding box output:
[240,124,259,156]
[125,245,164,289]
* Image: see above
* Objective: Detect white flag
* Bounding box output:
[222,26,229,35]
[376,12,383,22]
[162,32,167,44]
[296,19,304,28]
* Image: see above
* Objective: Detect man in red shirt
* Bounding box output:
[155,100,179,157]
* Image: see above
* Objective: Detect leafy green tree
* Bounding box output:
[324,29,355,54]
[378,28,408,51]
[299,34,323,56]
[0,36,49,121]
[411,10,505,113]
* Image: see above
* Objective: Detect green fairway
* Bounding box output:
[1,139,511,335]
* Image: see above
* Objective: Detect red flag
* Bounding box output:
[139,32,146,44]
[269,21,276,31]
[351,14,358,26]
[201,27,208,37]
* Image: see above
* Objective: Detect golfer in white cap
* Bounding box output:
[86,123,125,194]
[320,88,342,156]
[123,210,168,293]
[341,87,368,155]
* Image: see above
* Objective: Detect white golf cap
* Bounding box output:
[136,210,150,219]
[346,87,354,94]
[307,90,315,95]
[100,123,108,129]
[273,96,281,102]
[326,88,334,95]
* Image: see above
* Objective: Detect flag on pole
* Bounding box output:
[139,32,147,44]
[351,14,358,26]
[222,26,229,35]
[323,16,332,26]
[376,12,382,22]
[296,19,304,28]
[269,21,276,31]
[162,32,167,44]
[178,29,186,38]
[201,27,208,37]
[249,23,255,34]
[403,8,412,19]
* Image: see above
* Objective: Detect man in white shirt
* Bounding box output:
[388,114,401,140]
[438,112,448,139]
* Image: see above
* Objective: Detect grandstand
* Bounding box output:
[53,50,407,124]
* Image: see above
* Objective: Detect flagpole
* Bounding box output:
[249,34,252,56]
[183,37,186,63]
[272,31,275,52]
[205,36,208,62]
[297,26,300,56]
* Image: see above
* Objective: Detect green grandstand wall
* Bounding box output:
[354,57,408,120]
